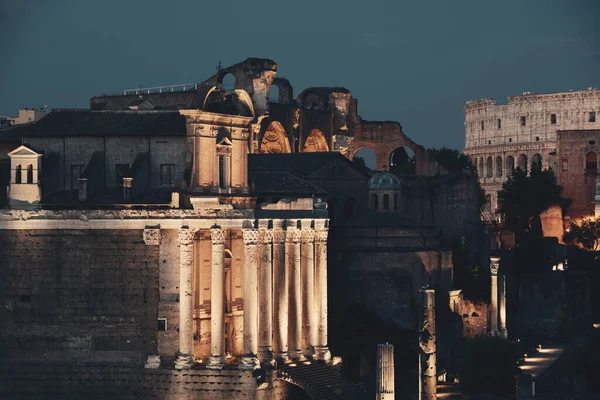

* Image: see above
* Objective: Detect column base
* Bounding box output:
[174,354,195,370]
[239,354,260,371]
[289,349,306,362]
[303,345,315,359]
[144,354,161,369]
[499,328,508,339]
[257,348,276,367]
[206,355,225,370]
[275,352,290,364]
[314,346,332,362]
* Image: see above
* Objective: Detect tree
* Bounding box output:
[563,218,600,252]
[498,168,571,243]
[389,147,415,174]
[427,147,476,175]
[352,156,371,174]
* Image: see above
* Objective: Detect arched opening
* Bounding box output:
[303,129,329,152]
[26,164,33,184]
[221,73,235,91]
[486,157,493,177]
[269,85,280,103]
[394,194,399,210]
[518,154,528,173]
[344,198,356,220]
[354,148,376,170]
[302,91,322,110]
[389,147,416,174]
[586,152,598,171]
[260,121,291,154]
[495,156,503,177]
[531,154,542,171]
[383,194,390,210]
[505,156,515,175]
[478,158,484,175]
[472,157,478,174]
[15,164,21,184]
[372,194,379,210]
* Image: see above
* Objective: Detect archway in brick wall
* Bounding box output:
[518,154,528,173]
[389,147,416,174]
[353,148,376,170]
[505,156,515,176]
[260,121,292,154]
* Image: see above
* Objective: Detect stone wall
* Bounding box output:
[459,300,488,338]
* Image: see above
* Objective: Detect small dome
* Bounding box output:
[368,167,401,190]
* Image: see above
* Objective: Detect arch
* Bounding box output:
[586,151,598,170]
[224,249,233,259]
[531,153,542,171]
[260,121,292,154]
[389,147,416,174]
[495,156,503,178]
[15,164,21,184]
[505,155,515,175]
[394,194,399,210]
[518,154,528,173]
[486,156,493,178]
[344,197,356,220]
[220,73,236,90]
[383,194,390,210]
[269,85,279,103]
[478,158,484,175]
[26,164,33,184]
[371,194,379,210]
[303,129,329,152]
[354,148,376,170]
[473,157,478,174]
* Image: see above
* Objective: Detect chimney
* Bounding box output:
[78,178,88,201]
[123,177,133,201]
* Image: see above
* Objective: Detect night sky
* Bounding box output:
[1,0,598,151]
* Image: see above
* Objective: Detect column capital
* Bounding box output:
[143,227,161,246]
[285,227,301,244]
[490,256,500,275]
[301,228,315,244]
[258,227,273,245]
[210,227,227,245]
[314,228,328,243]
[242,228,259,246]
[273,228,286,244]
[179,227,198,246]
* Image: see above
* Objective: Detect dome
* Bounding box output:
[368,167,401,190]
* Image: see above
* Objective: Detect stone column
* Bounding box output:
[286,222,303,360]
[175,227,196,370]
[314,221,331,361]
[376,343,395,400]
[207,226,226,370]
[272,220,289,362]
[490,256,500,336]
[499,273,507,339]
[240,228,259,370]
[301,221,315,358]
[257,224,274,365]
[419,289,436,400]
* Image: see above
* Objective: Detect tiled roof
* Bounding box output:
[249,170,327,196]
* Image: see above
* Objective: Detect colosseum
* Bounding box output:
[463,89,600,214]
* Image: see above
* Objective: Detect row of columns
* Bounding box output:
[489,256,507,339]
[175,220,330,370]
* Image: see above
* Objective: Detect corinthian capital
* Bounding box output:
[314,229,328,243]
[210,227,227,245]
[490,256,500,275]
[242,229,259,246]
[301,228,315,244]
[258,228,273,245]
[285,227,301,244]
[272,228,285,244]
[179,227,198,246]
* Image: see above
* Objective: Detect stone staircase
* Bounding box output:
[277,360,364,400]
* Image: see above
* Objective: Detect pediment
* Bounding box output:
[8,145,41,157]
[217,137,233,146]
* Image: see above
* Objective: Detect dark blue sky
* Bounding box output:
[1,0,598,151]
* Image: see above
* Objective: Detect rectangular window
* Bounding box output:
[160,164,175,187]
[497,119,501,129]
[590,112,597,123]
[536,136,540,142]
[488,140,491,145]
[70,164,84,190]
[551,114,557,124]
[520,116,526,127]
[509,138,512,143]
[157,317,167,331]
[115,164,130,186]
[481,121,485,131]
[562,158,568,171]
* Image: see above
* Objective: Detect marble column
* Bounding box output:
[499,273,507,339]
[272,220,289,362]
[314,221,331,361]
[257,225,274,365]
[301,223,315,358]
[490,257,500,336]
[175,227,196,370]
[207,226,226,370]
[376,343,395,400]
[419,289,436,400]
[286,222,303,361]
[240,228,259,370]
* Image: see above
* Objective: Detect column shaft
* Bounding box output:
[240,229,259,370]
[272,223,289,362]
[314,225,331,361]
[376,343,395,400]
[175,228,196,370]
[301,226,316,358]
[420,289,436,400]
[207,227,226,369]
[499,273,507,339]
[286,225,303,360]
[490,257,500,336]
[258,227,274,364]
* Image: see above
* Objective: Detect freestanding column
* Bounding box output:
[286,222,304,360]
[272,220,289,362]
[207,226,226,370]
[175,227,197,370]
[301,222,316,358]
[240,228,259,370]
[257,224,274,365]
[490,256,500,336]
[314,220,331,361]
[499,273,507,339]
[419,289,436,400]
[376,343,395,400]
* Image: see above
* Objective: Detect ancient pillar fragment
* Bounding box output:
[207,226,226,370]
[257,225,274,365]
[376,343,395,400]
[175,227,196,370]
[272,219,289,362]
[301,222,316,358]
[419,289,436,400]
[490,256,500,336]
[314,220,331,361]
[286,222,304,360]
[499,273,507,339]
[240,228,259,370]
